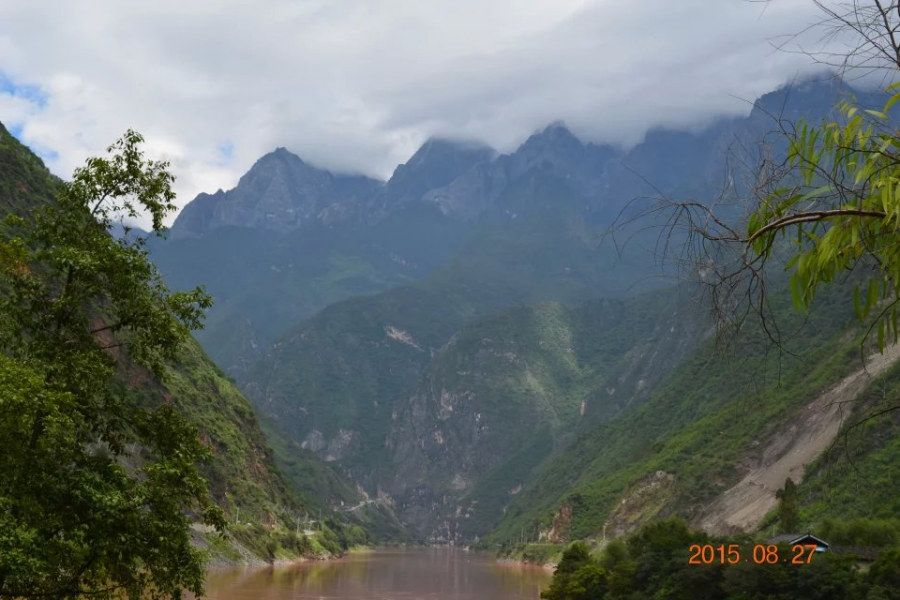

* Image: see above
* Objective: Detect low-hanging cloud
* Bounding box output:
[0,0,836,225]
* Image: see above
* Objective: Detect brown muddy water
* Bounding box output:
[204,547,552,599]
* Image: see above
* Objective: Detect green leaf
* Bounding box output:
[790,275,804,313]
[886,91,900,112]
[797,185,834,205]
[892,307,898,344]
[866,280,880,320]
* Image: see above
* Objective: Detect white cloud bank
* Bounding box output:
[0,0,838,224]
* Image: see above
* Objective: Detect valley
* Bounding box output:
[140,77,900,556]
[6,76,899,578]
[9,3,900,598]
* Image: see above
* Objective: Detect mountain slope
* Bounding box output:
[0,121,58,215]
[152,80,857,383]
[171,147,383,236]
[241,180,666,494]
[376,138,495,212]
[152,142,485,376]
[141,78,886,548]
[0,122,370,562]
[798,358,900,527]
[235,80,879,543]
[152,201,472,375]
[482,281,876,548]
[382,287,708,541]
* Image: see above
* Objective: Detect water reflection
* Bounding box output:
[204,547,551,600]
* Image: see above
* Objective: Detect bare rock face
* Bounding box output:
[380,138,495,210]
[170,138,498,239]
[301,430,326,453]
[171,148,382,237]
[324,429,358,462]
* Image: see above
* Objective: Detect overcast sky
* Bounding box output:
[1,0,838,224]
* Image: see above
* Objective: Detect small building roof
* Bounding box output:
[765,532,830,549]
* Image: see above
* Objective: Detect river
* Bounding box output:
[204,547,552,599]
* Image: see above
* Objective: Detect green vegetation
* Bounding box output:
[540,518,895,600]
[503,543,565,567]
[0,129,223,598]
[243,197,670,504]
[0,125,370,598]
[819,518,900,548]
[151,201,474,375]
[0,122,56,215]
[745,85,900,352]
[389,286,703,540]
[776,479,800,534]
[486,279,862,546]
[799,360,900,527]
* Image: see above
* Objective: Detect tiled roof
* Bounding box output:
[765,533,829,547]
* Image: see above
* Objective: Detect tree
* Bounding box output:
[0,130,224,599]
[607,2,900,360]
[541,542,603,600]
[776,478,801,533]
[868,547,900,597]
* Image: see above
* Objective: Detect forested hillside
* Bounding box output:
[486,280,877,547]
[0,122,370,570]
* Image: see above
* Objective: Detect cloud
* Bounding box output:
[0,0,846,225]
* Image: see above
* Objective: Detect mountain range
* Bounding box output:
[10,76,896,556]
[146,77,900,546]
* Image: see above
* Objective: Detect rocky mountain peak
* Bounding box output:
[170,147,382,237]
[236,147,324,196]
[517,122,584,156]
[383,137,495,207]
[748,77,882,125]
[496,122,618,202]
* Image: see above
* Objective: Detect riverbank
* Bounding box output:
[194,526,345,568]
[496,556,557,571]
[198,529,413,569]
[494,542,565,570]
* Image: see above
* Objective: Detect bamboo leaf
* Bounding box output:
[866,280,879,319]
[790,275,803,312]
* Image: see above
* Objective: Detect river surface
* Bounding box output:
[204,548,552,600]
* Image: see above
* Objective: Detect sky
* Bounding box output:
[0,0,842,225]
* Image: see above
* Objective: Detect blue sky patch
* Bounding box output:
[217,141,234,162]
[35,147,59,161]
[0,71,49,109]
[0,71,58,163]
